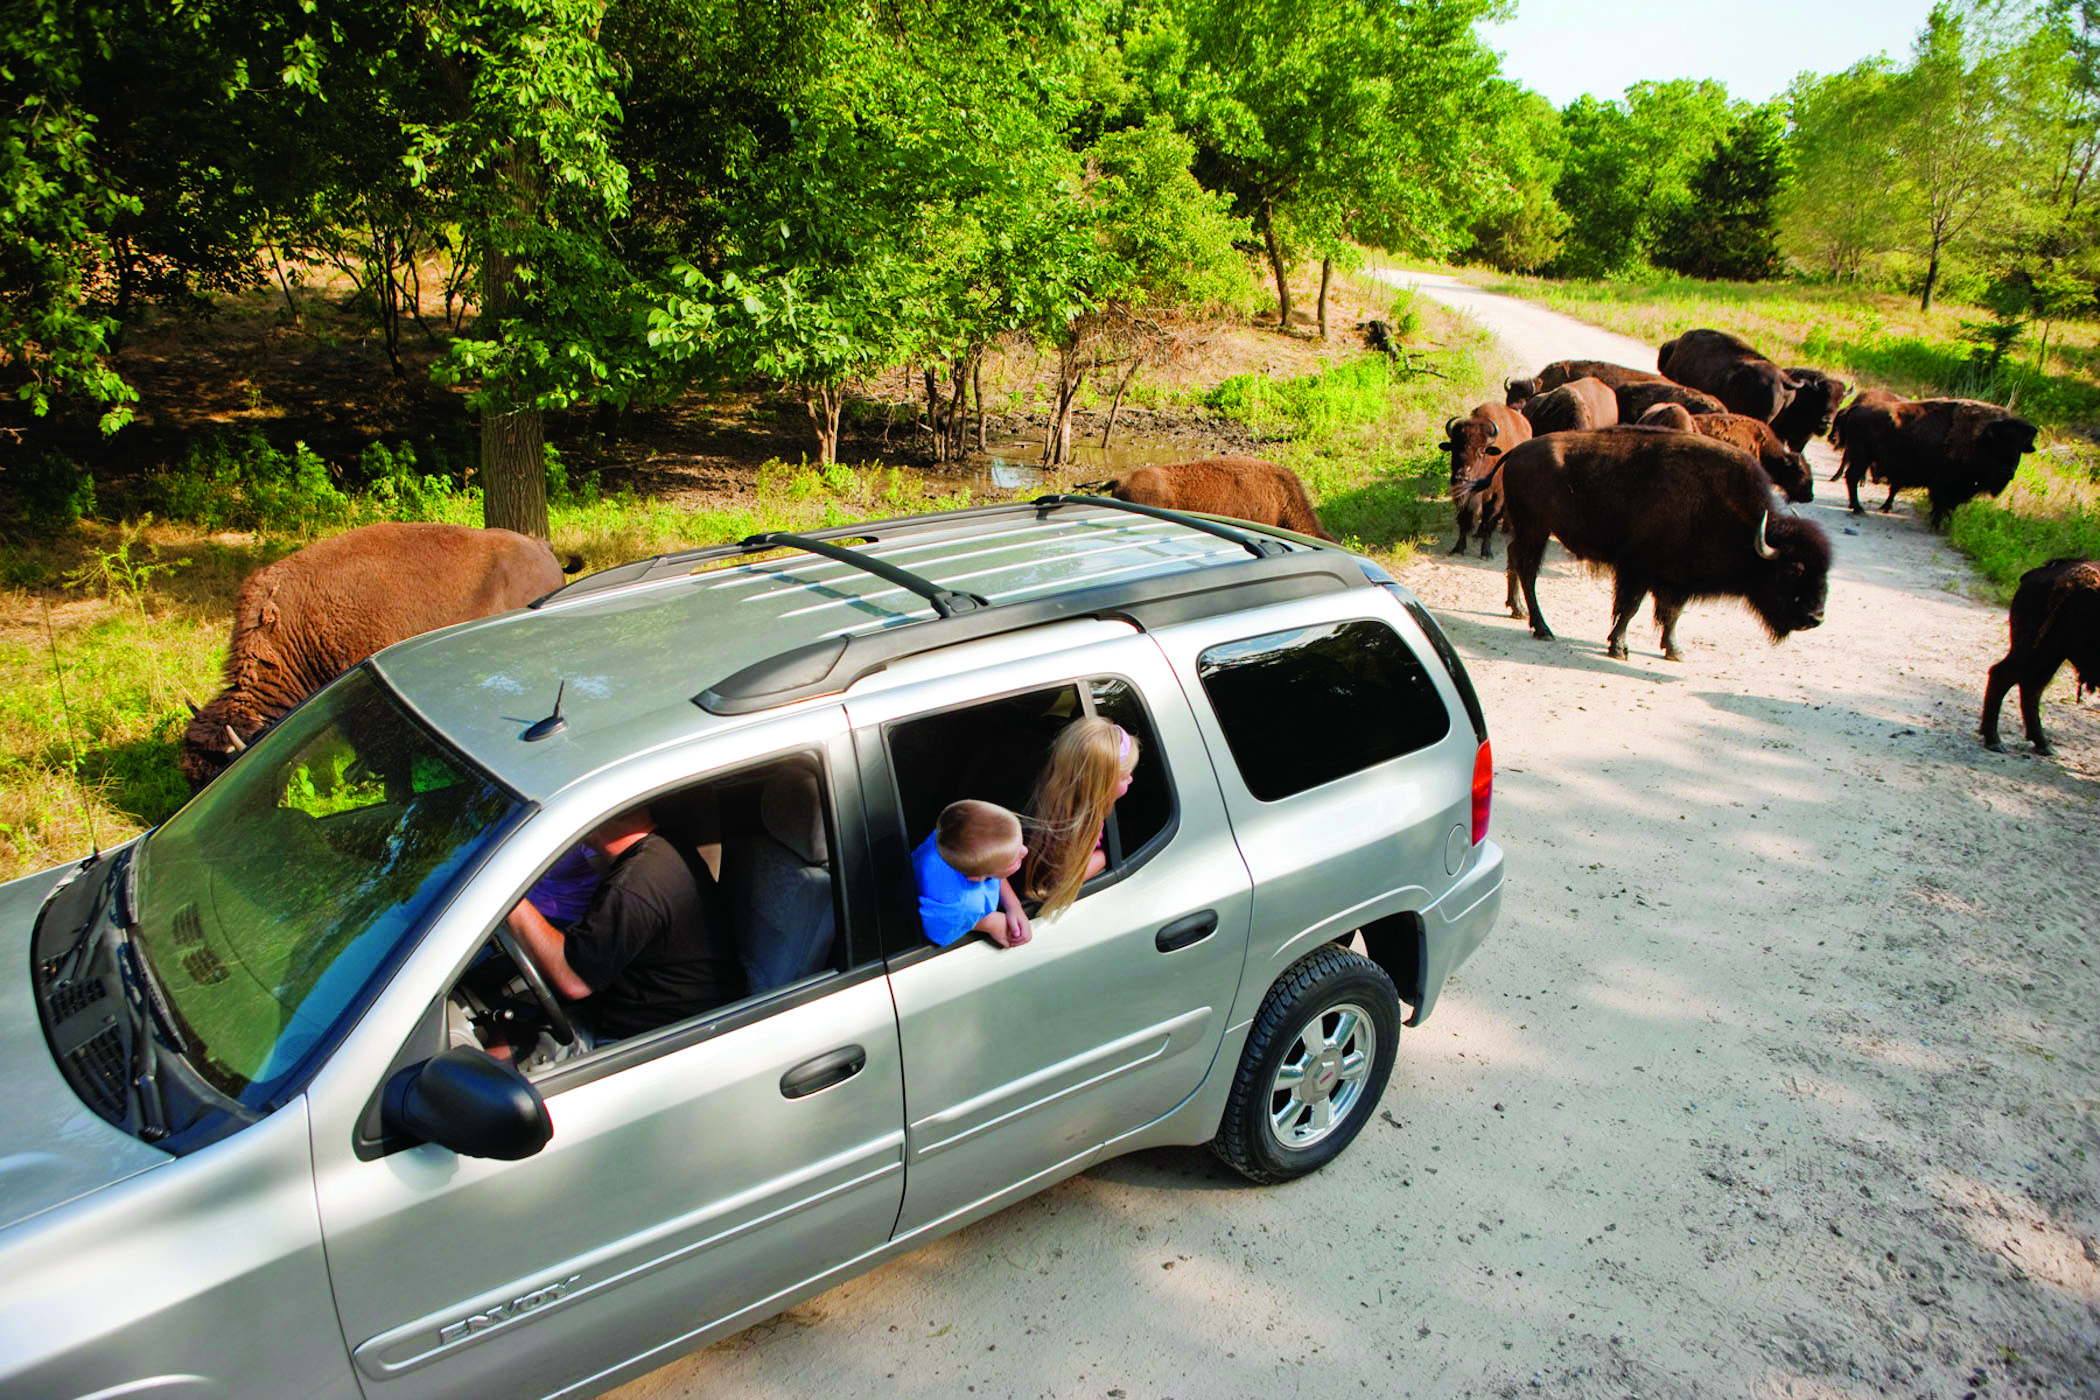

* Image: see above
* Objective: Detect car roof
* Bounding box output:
[371,498,1370,801]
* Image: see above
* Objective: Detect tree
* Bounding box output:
[1655,103,1791,281]
[1551,80,1733,277]
[1461,85,1570,274]
[1886,4,2022,309]
[1125,0,1503,332]
[1780,63,1904,280]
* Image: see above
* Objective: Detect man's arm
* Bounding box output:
[505,897,594,1000]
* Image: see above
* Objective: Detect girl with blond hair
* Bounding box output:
[1022,716,1140,918]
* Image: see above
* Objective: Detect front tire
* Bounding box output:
[1211,944,1401,1184]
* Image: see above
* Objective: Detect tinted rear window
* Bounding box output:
[1197,619,1450,801]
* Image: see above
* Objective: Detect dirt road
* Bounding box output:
[615,275,2100,1400]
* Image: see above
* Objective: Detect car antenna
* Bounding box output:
[524,680,567,742]
[42,601,100,858]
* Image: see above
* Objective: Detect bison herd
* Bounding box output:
[173,328,2087,795]
[1442,325,2088,756]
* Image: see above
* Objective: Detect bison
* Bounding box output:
[1825,387,1907,481]
[1829,394,2039,527]
[1771,368,1850,453]
[1615,381,1728,422]
[1689,413,1814,504]
[1980,557,2100,756]
[1637,403,1699,432]
[1505,359,1666,406]
[1481,426,1831,661]
[1110,456,1334,540]
[181,522,578,789]
[1439,403,1533,557]
[1520,376,1619,435]
[1658,328,1798,423]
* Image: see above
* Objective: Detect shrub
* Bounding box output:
[5,452,97,535]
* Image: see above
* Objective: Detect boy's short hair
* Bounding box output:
[935,799,1023,879]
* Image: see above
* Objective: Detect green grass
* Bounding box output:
[1461,268,2100,599]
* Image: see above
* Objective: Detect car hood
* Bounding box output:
[0,857,169,1233]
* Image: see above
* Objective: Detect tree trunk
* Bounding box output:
[482,407,549,538]
[1317,258,1332,341]
[922,367,944,460]
[947,357,970,459]
[1101,360,1141,450]
[1920,242,1942,312]
[973,354,986,451]
[804,384,843,465]
[1044,349,1086,466]
[478,239,550,537]
[1259,204,1292,333]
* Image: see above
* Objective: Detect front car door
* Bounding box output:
[846,629,1254,1239]
[305,713,908,1400]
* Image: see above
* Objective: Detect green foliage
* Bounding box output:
[1655,104,1790,281]
[1461,85,1570,274]
[60,519,191,607]
[1552,80,1735,278]
[4,452,98,535]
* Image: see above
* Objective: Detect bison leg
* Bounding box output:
[1980,651,2021,751]
[2019,661,2062,756]
[1449,501,1473,555]
[1844,459,1868,515]
[1605,573,1649,660]
[1477,525,1495,561]
[1652,590,1689,662]
[1880,482,1898,513]
[1505,534,1548,632]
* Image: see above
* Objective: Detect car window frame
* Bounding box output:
[865,671,1181,966]
[1194,614,1453,804]
[374,735,880,1123]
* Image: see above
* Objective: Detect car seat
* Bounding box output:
[721,765,836,993]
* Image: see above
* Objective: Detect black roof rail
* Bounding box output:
[695,548,1367,715]
[741,531,988,617]
[1032,493,1290,559]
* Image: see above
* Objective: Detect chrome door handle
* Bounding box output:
[1155,910,1218,952]
[780,1045,867,1099]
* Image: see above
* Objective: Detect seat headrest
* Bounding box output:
[760,767,827,866]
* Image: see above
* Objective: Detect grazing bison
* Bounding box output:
[1439,403,1533,557]
[1658,328,1798,422]
[1111,456,1334,540]
[1829,394,2039,527]
[1520,376,1619,434]
[1771,368,1850,453]
[1689,413,1814,504]
[1505,359,1666,406]
[1637,403,1699,432]
[1481,426,1831,661]
[1980,557,2100,756]
[1615,381,1728,422]
[181,523,578,789]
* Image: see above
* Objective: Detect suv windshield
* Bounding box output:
[133,667,518,1106]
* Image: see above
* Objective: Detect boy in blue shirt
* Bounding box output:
[911,799,1032,948]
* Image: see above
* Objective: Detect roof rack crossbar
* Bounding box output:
[741,531,989,618]
[1031,493,1290,559]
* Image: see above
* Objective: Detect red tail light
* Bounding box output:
[1471,739,1493,845]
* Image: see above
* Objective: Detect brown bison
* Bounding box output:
[1689,413,1814,504]
[1658,329,1798,422]
[1111,456,1333,540]
[1520,376,1619,435]
[1981,557,2100,756]
[181,523,578,789]
[1481,426,1831,661]
[1637,403,1699,432]
[1439,403,1532,557]
[1771,368,1850,453]
[1829,394,2039,527]
[1615,381,1728,422]
[1825,387,1908,481]
[1505,359,1665,406]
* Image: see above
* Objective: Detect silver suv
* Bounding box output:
[1,497,1502,1400]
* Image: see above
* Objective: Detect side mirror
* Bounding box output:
[383,1048,553,1160]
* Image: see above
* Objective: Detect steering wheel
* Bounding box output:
[494,925,578,1047]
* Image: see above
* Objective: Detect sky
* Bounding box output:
[1480,0,1944,108]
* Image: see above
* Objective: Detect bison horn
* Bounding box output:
[1484,418,1500,441]
[1445,415,1465,438]
[1753,511,1778,560]
[185,700,201,717]
[224,725,247,754]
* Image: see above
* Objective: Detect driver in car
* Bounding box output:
[501,805,745,1048]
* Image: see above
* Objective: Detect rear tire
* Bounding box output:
[1211,944,1400,1184]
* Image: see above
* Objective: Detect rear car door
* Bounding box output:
[1147,592,1469,1008]
[847,630,1253,1239]
[308,718,909,1400]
